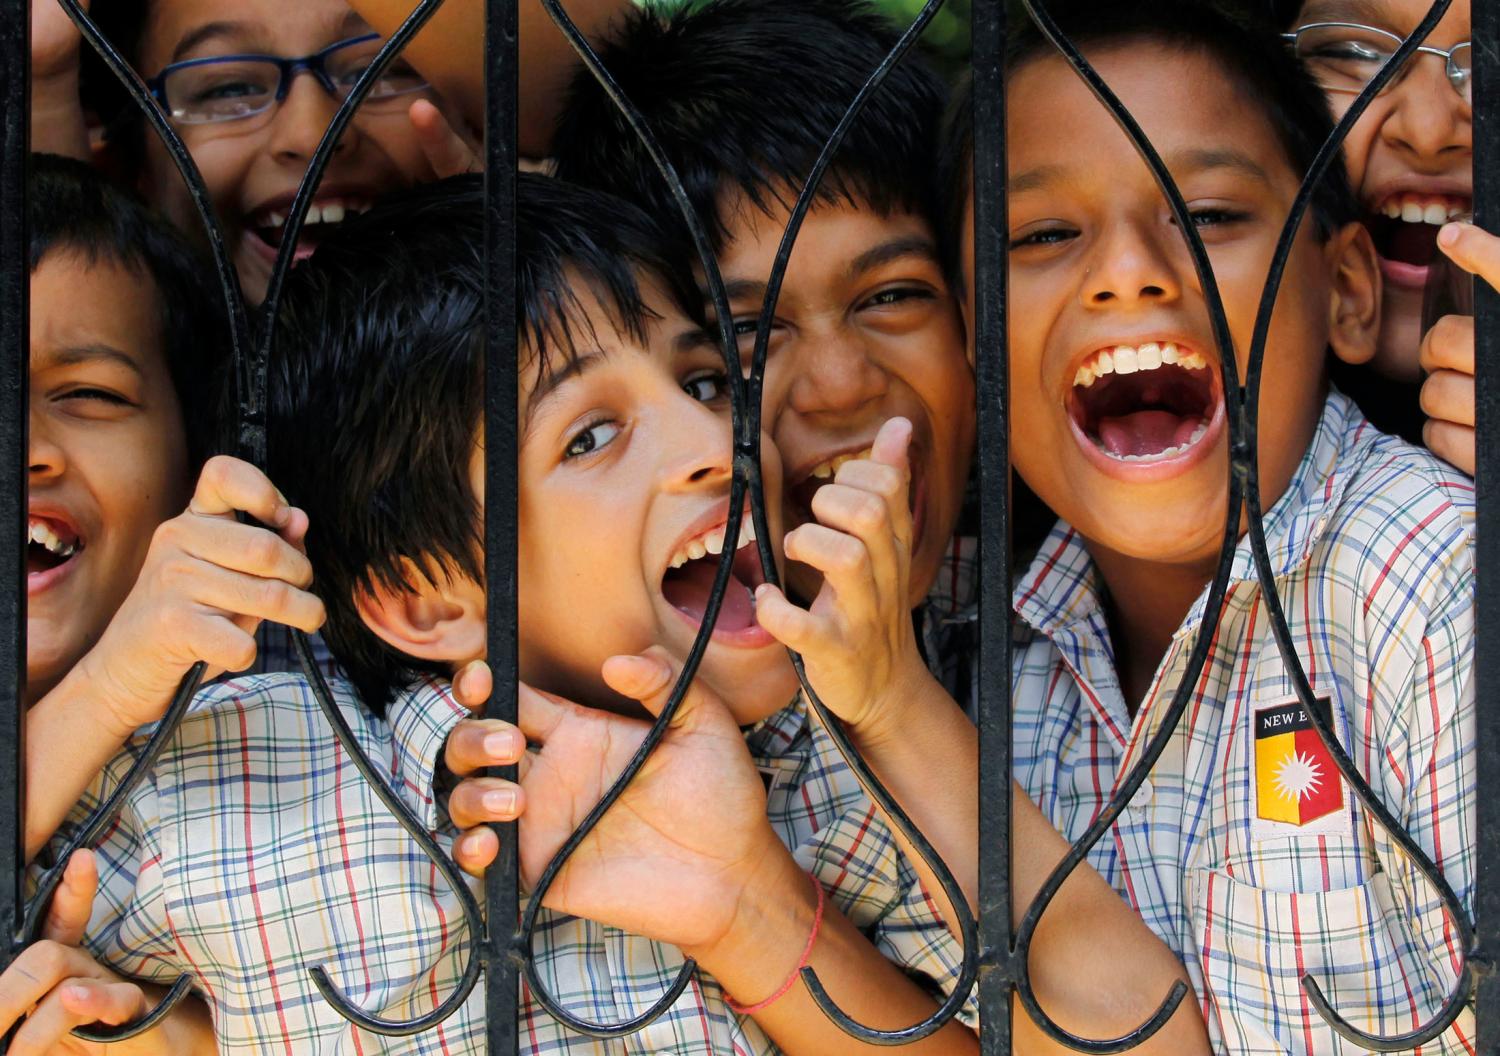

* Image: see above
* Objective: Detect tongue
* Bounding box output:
[662,558,755,631]
[1096,410,1201,458]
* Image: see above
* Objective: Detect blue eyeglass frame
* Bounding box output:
[145,33,427,122]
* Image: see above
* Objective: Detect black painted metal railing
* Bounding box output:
[0,0,1493,1052]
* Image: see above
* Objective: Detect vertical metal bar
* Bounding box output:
[483,0,520,1053]
[970,1,1012,1053]
[1471,0,1499,1047]
[0,0,28,1000]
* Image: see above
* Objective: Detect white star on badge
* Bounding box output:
[1273,751,1324,803]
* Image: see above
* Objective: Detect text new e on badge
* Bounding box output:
[1254,697,1343,826]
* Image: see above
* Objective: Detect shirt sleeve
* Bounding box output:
[1374,535,1476,1028]
[35,741,186,989]
[803,800,979,1030]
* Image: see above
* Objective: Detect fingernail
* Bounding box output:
[484,789,517,815]
[62,984,89,1002]
[1439,222,1465,247]
[484,730,519,759]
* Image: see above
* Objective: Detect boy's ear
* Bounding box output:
[355,558,486,666]
[1325,222,1382,367]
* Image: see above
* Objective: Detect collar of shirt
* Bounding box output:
[1015,390,1364,643]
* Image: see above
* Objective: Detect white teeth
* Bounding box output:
[321,202,346,224]
[1071,342,1210,389]
[1423,203,1449,225]
[267,210,287,228]
[668,514,755,571]
[1384,200,1403,219]
[808,446,875,482]
[1448,204,1465,219]
[26,520,76,558]
[1402,201,1425,223]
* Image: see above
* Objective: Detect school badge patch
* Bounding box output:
[1253,695,1345,835]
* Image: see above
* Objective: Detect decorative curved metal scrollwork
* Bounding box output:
[36,0,494,1041]
[16,0,1485,1050]
[536,0,980,1043]
[1009,0,1478,1051]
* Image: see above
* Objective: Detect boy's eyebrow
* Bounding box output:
[1295,0,1393,26]
[526,351,604,415]
[1168,148,1272,185]
[44,344,145,376]
[846,236,942,279]
[702,236,942,306]
[171,22,257,63]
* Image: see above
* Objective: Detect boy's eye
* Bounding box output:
[564,419,620,459]
[1178,207,1251,228]
[1010,226,1078,249]
[682,370,729,403]
[861,286,934,309]
[60,387,133,407]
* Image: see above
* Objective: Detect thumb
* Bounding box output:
[1438,221,1500,288]
[42,850,98,946]
[409,99,481,179]
[870,416,913,473]
[601,647,727,728]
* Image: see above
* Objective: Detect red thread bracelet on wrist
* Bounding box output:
[725,871,827,1016]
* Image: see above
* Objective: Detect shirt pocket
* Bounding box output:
[1188,867,1471,1056]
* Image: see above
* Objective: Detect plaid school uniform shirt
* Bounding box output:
[1010,392,1475,1055]
[53,676,974,1054]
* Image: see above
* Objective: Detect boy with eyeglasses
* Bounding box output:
[1277,0,1495,477]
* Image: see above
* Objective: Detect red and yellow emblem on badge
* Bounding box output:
[1254,698,1343,826]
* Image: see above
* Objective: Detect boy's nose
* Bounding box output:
[268,76,357,164]
[1379,61,1472,167]
[784,330,889,420]
[659,406,735,493]
[27,410,65,481]
[1080,222,1181,309]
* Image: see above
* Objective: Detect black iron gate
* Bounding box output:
[0,0,1494,1051]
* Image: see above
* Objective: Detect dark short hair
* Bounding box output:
[268,173,701,712]
[28,153,226,462]
[552,0,949,253]
[938,0,1359,287]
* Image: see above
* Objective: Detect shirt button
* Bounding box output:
[1135,780,1154,802]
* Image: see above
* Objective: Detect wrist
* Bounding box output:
[69,647,164,742]
[845,662,939,751]
[681,841,814,976]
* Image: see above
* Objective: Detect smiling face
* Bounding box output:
[135,0,443,303]
[1293,0,1471,379]
[990,42,1376,573]
[27,253,191,704]
[516,279,799,724]
[713,195,975,607]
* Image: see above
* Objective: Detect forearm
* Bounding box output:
[1009,792,1208,1055]
[690,849,977,1056]
[24,662,139,861]
[346,0,630,156]
[846,671,978,922]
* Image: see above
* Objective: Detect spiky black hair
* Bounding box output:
[552,0,949,253]
[268,173,700,712]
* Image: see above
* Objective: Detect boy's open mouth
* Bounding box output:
[1066,342,1221,465]
[787,444,925,553]
[660,512,768,640]
[26,515,81,578]
[1365,192,1470,288]
[246,197,372,263]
